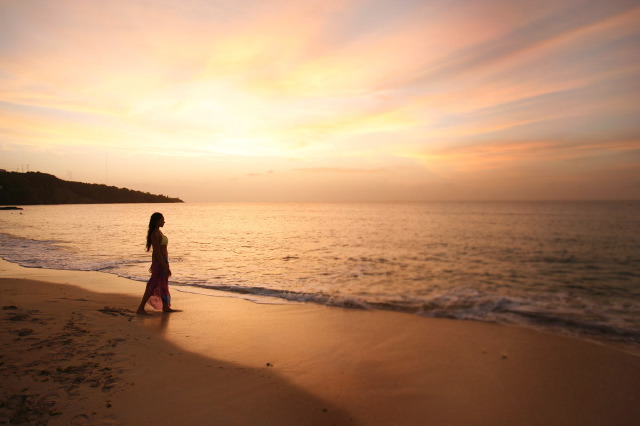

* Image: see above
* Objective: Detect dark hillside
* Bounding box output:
[0,171,183,205]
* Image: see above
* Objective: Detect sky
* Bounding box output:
[1,0,639,202]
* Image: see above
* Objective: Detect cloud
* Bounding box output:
[390,0,639,91]
[1,0,639,200]
[417,137,640,176]
[294,167,387,174]
[246,169,275,177]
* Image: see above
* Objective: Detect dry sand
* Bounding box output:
[1,259,639,425]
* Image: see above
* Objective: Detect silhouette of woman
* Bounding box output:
[137,212,178,314]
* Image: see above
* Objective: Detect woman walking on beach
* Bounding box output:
[137,212,177,314]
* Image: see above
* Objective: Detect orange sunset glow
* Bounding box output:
[1,0,639,201]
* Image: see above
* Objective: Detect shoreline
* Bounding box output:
[4,256,639,358]
[1,260,640,425]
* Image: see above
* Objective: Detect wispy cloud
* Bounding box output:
[294,167,387,174]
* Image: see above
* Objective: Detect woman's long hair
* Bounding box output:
[146,212,164,251]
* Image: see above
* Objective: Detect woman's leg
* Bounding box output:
[136,287,153,314]
[161,296,177,312]
[162,303,177,312]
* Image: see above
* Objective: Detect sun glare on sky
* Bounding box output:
[1,0,639,201]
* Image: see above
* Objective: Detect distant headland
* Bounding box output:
[0,171,183,205]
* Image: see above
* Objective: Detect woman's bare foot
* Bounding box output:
[136,309,150,315]
[162,308,181,313]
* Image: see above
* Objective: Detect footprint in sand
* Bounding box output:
[70,413,90,425]
[9,328,34,336]
[101,415,118,424]
[98,307,135,318]
[5,313,29,321]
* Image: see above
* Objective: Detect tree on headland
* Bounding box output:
[0,171,183,205]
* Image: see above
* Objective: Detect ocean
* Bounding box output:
[1,201,638,350]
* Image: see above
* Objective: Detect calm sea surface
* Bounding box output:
[1,202,638,349]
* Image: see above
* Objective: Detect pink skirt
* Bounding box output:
[145,259,171,310]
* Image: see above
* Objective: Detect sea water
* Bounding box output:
[0,201,638,349]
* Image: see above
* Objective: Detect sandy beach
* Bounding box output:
[1,259,639,425]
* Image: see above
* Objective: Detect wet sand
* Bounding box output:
[1,259,639,425]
